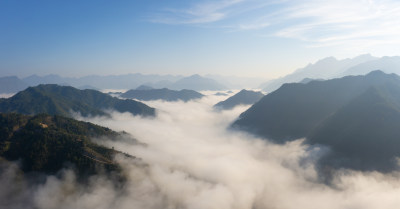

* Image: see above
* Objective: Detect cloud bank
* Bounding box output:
[2,94,400,209]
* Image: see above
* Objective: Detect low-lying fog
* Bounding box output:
[2,92,400,209]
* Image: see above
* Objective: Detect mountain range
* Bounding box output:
[259,55,400,93]
[121,88,204,102]
[0,73,230,94]
[22,73,183,90]
[342,56,400,76]
[214,89,264,110]
[0,84,155,117]
[0,76,29,94]
[166,74,227,91]
[233,71,400,172]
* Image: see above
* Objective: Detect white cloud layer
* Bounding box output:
[2,94,400,208]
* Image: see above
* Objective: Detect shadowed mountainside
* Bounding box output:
[214,89,264,110]
[233,71,400,172]
[307,84,400,172]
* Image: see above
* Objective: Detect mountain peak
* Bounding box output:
[214,89,264,110]
[317,56,337,63]
[188,74,202,79]
[365,70,398,79]
[366,70,386,76]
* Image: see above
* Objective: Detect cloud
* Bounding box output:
[2,94,400,208]
[0,93,15,98]
[149,0,245,24]
[149,0,400,49]
[273,0,400,48]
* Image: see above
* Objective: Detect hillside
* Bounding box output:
[0,84,155,117]
[233,71,400,143]
[307,85,400,172]
[214,89,264,110]
[233,71,400,172]
[121,88,204,102]
[0,113,134,177]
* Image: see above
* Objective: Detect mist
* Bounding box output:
[0,93,15,98]
[2,93,400,209]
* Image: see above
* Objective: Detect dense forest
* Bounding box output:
[0,113,135,180]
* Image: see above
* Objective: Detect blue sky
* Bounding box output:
[1,0,400,79]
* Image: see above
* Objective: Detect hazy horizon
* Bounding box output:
[0,53,390,80]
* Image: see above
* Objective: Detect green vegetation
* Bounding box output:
[0,113,133,178]
[0,84,155,117]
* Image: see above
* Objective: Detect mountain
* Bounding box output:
[307,84,400,172]
[135,85,153,90]
[76,74,182,89]
[0,84,155,117]
[121,88,204,102]
[22,74,70,86]
[233,71,400,143]
[214,89,264,110]
[260,54,377,92]
[0,113,133,177]
[342,56,400,76]
[234,71,400,172]
[214,92,228,96]
[169,74,227,91]
[205,74,265,89]
[299,78,324,84]
[0,76,28,94]
[8,73,228,91]
[144,80,175,89]
[77,85,99,90]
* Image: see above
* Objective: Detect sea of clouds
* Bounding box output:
[2,92,400,209]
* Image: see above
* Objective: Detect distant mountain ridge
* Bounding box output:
[205,74,265,89]
[260,54,377,92]
[167,74,227,91]
[22,73,183,90]
[0,76,29,94]
[342,56,400,76]
[0,84,155,117]
[121,88,204,102]
[0,73,231,94]
[214,89,264,110]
